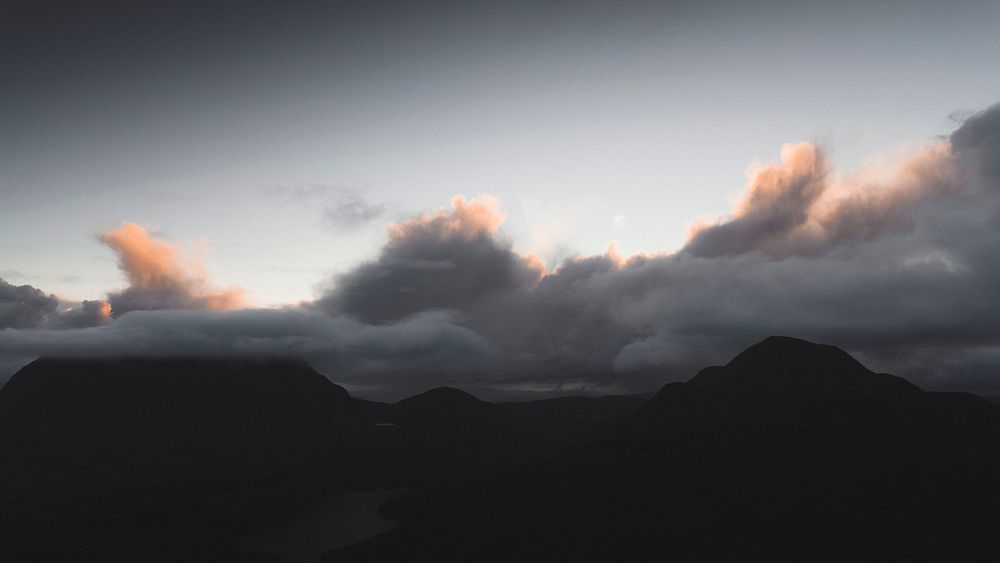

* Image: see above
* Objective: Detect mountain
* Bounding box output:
[6,341,1000,562]
[391,386,509,427]
[0,357,354,431]
[0,357,364,475]
[0,358,367,563]
[332,336,1000,561]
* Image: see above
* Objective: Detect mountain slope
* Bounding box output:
[0,358,366,563]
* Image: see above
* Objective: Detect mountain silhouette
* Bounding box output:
[391,386,507,427]
[686,335,918,397]
[3,340,1000,561]
[0,358,367,563]
[333,337,1000,561]
[1,357,353,430]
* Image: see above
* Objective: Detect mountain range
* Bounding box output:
[1,337,998,561]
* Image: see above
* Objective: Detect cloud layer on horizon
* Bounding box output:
[3,103,1000,399]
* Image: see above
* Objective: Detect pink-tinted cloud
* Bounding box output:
[387,194,507,243]
[99,223,244,316]
[684,141,961,258]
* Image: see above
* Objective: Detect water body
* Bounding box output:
[235,488,408,561]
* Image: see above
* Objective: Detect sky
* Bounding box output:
[2,0,1000,399]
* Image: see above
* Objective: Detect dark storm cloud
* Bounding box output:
[44,301,114,330]
[950,103,1000,180]
[0,278,59,329]
[3,104,1000,397]
[0,278,111,331]
[316,195,543,324]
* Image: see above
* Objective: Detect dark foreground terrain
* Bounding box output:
[2,337,999,561]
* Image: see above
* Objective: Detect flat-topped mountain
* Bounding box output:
[0,357,356,439]
[0,358,374,562]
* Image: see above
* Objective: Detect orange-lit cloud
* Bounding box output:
[99,223,244,316]
[388,194,507,243]
[684,141,960,258]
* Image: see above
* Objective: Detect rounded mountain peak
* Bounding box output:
[687,336,904,398]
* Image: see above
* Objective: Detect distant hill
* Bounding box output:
[392,386,508,427]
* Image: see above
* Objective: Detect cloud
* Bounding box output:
[316,195,544,324]
[305,104,1000,393]
[44,300,113,330]
[0,308,494,398]
[263,184,386,230]
[99,223,245,316]
[950,103,1000,181]
[0,277,111,330]
[0,277,59,329]
[323,189,386,231]
[3,103,1000,399]
[683,141,961,258]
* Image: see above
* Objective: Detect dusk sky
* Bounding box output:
[2,0,1000,399]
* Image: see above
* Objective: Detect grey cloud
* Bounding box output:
[316,195,543,324]
[263,184,386,231]
[306,104,1000,394]
[0,308,494,397]
[44,300,113,330]
[950,103,1000,181]
[323,189,386,231]
[4,104,1000,398]
[0,278,59,329]
[0,278,110,330]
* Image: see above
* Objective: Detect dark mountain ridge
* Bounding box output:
[336,336,1000,561]
[391,386,508,426]
[3,339,1000,561]
[0,357,353,429]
